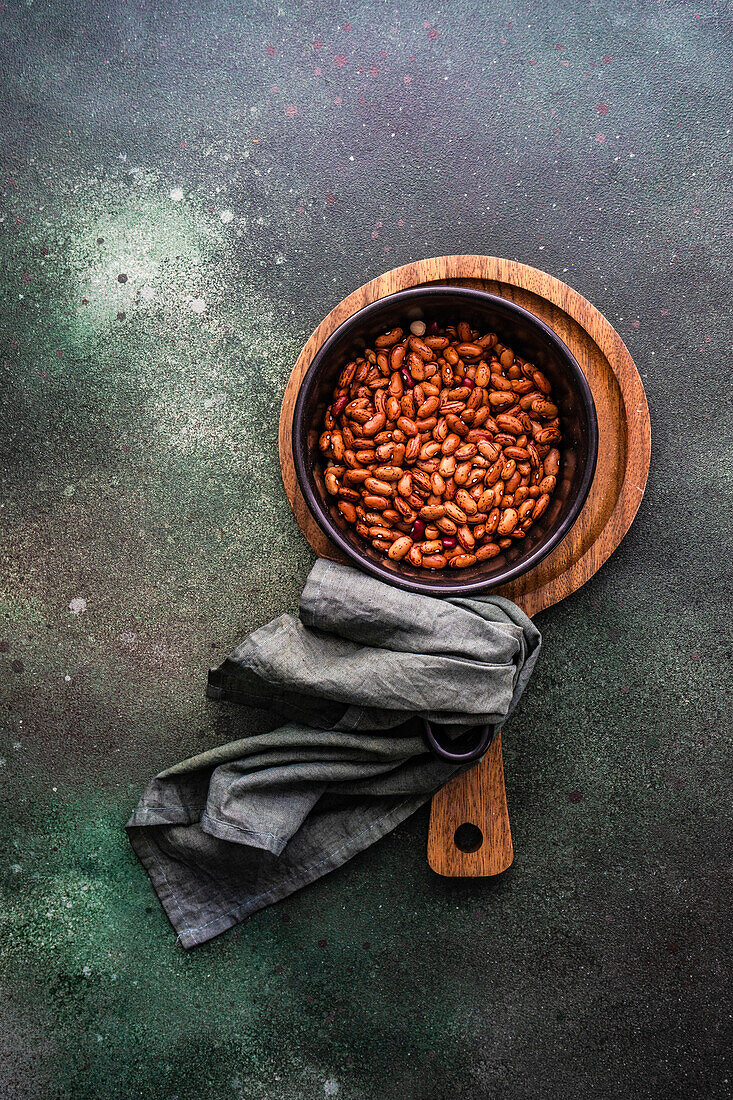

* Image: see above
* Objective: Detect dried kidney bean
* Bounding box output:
[318,322,563,569]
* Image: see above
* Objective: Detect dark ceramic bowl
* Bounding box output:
[292,286,598,596]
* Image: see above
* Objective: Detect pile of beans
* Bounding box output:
[318,320,562,570]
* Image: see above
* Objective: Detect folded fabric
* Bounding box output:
[126,559,541,948]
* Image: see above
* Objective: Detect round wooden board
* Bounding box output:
[278,255,651,618]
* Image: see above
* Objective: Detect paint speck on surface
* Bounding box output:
[598,103,609,115]
[203,392,227,409]
[169,187,184,201]
[219,209,234,223]
[568,790,583,804]
[403,75,412,84]
[189,297,206,314]
[285,104,299,118]
[595,133,606,142]
[68,597,87,615]
[333,53,347,67]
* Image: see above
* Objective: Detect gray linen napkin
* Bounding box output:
[126,560,541,948]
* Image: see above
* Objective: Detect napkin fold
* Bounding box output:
[126,560,541,948]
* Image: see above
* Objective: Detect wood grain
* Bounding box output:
[426,733,513,876]
[278,255,651,878]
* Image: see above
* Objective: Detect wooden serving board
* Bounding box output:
[278,255,651,877]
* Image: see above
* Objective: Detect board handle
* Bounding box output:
[427,731,513,876]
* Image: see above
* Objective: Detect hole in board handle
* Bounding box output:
[454,823,483,853]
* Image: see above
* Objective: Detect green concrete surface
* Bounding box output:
[1,0,731,1097]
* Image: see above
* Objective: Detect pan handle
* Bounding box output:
[422,718,495,764]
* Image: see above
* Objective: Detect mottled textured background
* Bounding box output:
[1,1,731,1097]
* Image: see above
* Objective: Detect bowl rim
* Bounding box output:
[292,285,599,596]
